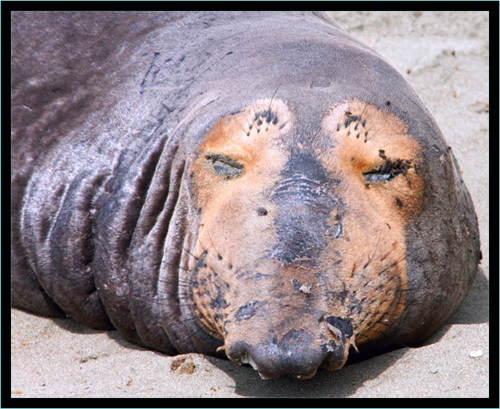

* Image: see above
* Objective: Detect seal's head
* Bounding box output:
[173,15,479,380]
[184,97,429,379]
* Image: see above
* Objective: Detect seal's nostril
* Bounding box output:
[225,340,250,364]
[325,316,353,341]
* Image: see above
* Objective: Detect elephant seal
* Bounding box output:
[11,11,480,379]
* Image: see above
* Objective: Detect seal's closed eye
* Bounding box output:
[205,153,244,179]
[362,158,413,184]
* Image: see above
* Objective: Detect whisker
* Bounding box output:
[188,323,209,338]
[153,293,193,301]
[309,127,323,146]
[379,246,395,262]
[379,255,407,275]
[233,117,248,135]
[268,83,282,111]
[363,237,381,269]
[359,102,368,119]
[163,261,190,271]
[179,316,197,324]
[140,273,194,286]
[183,246,200,261]
[399,285,440,292]
[206,231,222,260]
[375,320,400,332]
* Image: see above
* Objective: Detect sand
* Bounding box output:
[10,11,489,399]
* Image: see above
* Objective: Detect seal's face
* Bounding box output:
[188,98,424,379]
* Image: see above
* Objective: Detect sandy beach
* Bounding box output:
[10,11,489,399]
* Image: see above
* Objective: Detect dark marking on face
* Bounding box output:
[335,288,349,304]
[272,216,323,262]
[254,109,279,125]
[343,115,361,128]
[348,294,368,316]
[327,214,344,239]
[291,278,301,292]
[270,153,343,263]
[235,301,264,321]
[280,329,313,350]
[205,153,244,179]
[252,272,272,280]
[396,197,403,208]
[363,157,413,184]
[256,207,268,216]
[325,316,353,342]
[209,294,228,310]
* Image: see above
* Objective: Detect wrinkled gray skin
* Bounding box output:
[11,11,480,378]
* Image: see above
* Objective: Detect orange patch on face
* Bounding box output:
[192,98,293,211]
[189,99,293,338]
[322,100,423,220]
[319,99,424,345]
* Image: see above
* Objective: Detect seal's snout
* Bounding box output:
[225,327,354,379]
[226,329,331,379]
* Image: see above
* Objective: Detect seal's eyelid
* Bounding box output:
[362,158,413,184]
[205,153,244,178]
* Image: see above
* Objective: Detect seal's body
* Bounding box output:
[11,11,480,379]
